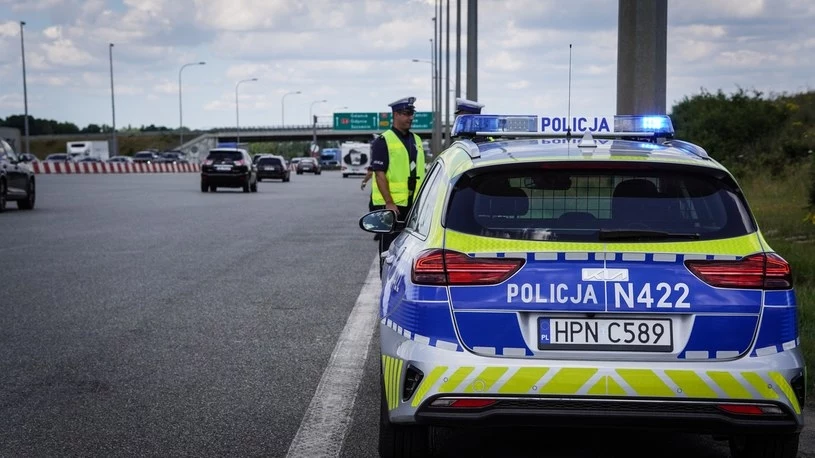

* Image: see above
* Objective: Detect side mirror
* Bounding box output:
[359,209,396,233]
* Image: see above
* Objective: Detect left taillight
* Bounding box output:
[203,159,213,165]
[412,249,524,285]
[684,253,792,290]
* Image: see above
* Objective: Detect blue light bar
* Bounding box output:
[613,115,674,136]
[451,115,538,136]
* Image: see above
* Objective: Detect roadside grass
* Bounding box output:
[738,162,815,402]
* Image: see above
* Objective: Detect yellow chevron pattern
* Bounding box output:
[409,364,800,413]
[381,355,404,411]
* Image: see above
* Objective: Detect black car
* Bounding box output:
[200,148,258,193]
[0,139,35,212]
[255,155,290,182]
[296,157,322,175]
[158,151,189,164]
[132,151,161,163]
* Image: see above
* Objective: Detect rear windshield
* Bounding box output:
[445,167,755,242]
[207,151,242,161]
[258,157,282,166]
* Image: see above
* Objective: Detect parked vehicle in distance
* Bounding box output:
[132,151,161,164]
[66,140,110,161]
[107,156,134,164]
[0,139,35,212]
[255,154,290,182]
[158,151,188,164]
[77,157,103,163]
[296,157,321,175]
[18,153,39,164]
[43,153,72,163]
[200,148,258,193]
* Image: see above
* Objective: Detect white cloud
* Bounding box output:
[42,38,93,66]
[0,21,20,38]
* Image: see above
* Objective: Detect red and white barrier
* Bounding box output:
[32,162,200,174]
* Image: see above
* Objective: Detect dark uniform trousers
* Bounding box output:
[378,204,411,255]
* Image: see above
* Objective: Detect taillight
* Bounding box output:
[234,160,245,166]
[412,249,524,285]
[684,253,792,290]
[203,159,213,165]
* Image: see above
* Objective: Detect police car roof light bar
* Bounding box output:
[614,115,674,137]
[451,115,538,137]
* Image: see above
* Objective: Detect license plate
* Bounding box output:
[264,166,275,171]
[538,317,672,352]
[215,165,232,171]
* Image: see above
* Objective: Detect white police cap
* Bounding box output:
[388,96,416,112]
[455,98,484,114]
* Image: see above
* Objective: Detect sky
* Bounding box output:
[0,0,813,131]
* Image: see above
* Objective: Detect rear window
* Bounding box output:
[258,157,282,166]
[445,166,755,242]
[207,151,242,161]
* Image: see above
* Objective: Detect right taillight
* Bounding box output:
[412,249,524,285]
[684,253,792,290]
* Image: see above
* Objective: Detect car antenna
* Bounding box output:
[566,43,573,139]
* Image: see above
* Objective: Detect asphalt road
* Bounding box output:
[0,172,812,457]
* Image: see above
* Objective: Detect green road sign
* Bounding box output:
[333,112,379,130]
[333,112,434,130]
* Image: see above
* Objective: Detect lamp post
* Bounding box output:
[178,61,206,147]
[109,43,117,156]
[19,21,29,156]
[310,99,327,156]
[412,57,434,125]
[235,78,258,145]
[281,90,301,126]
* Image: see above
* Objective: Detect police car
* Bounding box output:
[359,114,804,458]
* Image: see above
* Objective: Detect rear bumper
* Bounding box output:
[415,396,800,434]
[201,172,249,187]
[380,324,805,434]
[258,170,288,179]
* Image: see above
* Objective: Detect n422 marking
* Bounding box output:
[613,282,691,309]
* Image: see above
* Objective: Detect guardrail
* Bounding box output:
[32,162,200,174]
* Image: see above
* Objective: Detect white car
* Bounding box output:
[108,156,134,164]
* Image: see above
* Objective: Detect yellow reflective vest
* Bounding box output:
[372,129,426,206]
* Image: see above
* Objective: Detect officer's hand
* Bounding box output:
[360,181,366,190]
[386,202,399,217]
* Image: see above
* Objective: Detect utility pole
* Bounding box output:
[109,43,117,156]
[455,0,461,100]
[616,0,667,115]
[178,61,206,147]
[20,21,30,156]
[444,0,451,147]
[466,0,477,101]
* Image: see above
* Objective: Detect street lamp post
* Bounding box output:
[109,43,117,156]
[412,57,434,132]
[19,21,29,156]
[235,78,258,145]
[310,99,327,156]
[281,90,301,126]
[178,61,206,147]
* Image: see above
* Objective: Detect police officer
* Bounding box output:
[370,96,426,252]
[454,97,484,116]
[454,97,493,142]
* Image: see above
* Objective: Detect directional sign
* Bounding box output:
[333,112,379,130]
[333,112,434,130]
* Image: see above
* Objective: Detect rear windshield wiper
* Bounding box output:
[598,229,701,241]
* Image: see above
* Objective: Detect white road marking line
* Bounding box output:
[286,256,381,458]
